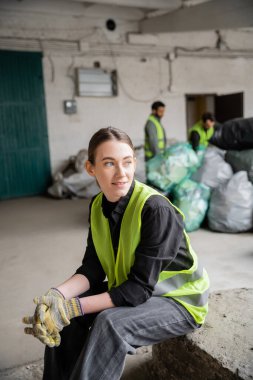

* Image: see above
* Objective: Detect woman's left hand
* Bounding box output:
[22,305,61,347]
[33,295,83,334]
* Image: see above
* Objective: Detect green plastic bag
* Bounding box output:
[193,145,206,172]
[146,143,199,192]
[173,178,211,232]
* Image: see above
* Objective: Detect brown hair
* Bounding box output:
[88,127,134,164]
[151,101,165,111]
[201,112,215,122]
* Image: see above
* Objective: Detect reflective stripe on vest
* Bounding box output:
[189,121,214,147]
[91,180,209,324]
[145,115,165,158]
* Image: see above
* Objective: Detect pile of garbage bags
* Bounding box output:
[207,171,253,233]
[146,143,200,193]
[191,147,232,189]
[206,148,253,233]
[209,117,253,150]
[134,145,147,184]
[173,179,210,232]
[225,149,253,184]
[147,142,253,233]
[48,149,100,199]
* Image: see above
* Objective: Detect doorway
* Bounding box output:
[0,50,51,200]
[186,92,244,131]
[215,92,244,123]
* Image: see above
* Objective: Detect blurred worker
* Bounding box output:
[144,101,167,161]
[189,112,216,151]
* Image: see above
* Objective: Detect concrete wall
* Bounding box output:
[42,54,182,171]
[0,0,253,173]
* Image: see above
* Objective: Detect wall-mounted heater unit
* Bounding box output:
[76,68,117,97]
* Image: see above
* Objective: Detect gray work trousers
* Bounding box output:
[43,284,200,380]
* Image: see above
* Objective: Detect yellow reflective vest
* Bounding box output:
[189,121,214,148]
[91,180,209,324]
[144,115,166,159]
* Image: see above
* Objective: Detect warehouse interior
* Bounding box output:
[0,0,253,379]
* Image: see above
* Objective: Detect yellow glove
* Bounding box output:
[36,288,65,342]
[34,295,83,335]
[22,304,61,347]
[45,288,65,299]
[22,288,64,347]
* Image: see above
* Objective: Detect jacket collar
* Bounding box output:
[102,180,135,220]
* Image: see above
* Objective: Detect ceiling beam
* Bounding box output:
[140,0,253,33]
[71,0,181,10]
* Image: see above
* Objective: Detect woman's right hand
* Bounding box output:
[22,288,64,347]
[22,303,61,347]
[33,294,83,334]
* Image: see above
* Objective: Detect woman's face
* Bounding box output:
[86,140,136,202]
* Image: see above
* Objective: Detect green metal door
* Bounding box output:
[0,50,51,199]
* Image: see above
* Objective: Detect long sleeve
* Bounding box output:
[75,230,106,288]
[189,130,200,151]
[108,195,186,307]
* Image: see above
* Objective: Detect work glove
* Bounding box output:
[23,304,61,347]
[22,288,65,347]
[33,295,83,336]
[45,287,65,299]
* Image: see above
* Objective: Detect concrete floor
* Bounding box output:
[0,196,252,374]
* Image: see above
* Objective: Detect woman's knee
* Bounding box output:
[94,309,115,328]
[92,308,127,336]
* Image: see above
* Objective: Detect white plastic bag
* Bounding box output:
[134,146,146,183]
[191,147,233,189]
[208,171,253,232]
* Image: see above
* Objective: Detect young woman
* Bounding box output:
[23,127,209,380]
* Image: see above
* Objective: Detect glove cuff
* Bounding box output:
[65,297,83,319]
[46,288,65,299]
[51,288,65,299]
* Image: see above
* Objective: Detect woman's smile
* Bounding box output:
[112,181,128,187]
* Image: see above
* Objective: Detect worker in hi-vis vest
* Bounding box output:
[189,112,216,151]
[144,101,167,161]
[23,127,209,380]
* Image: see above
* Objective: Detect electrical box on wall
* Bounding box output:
[63,99,77,114]
[76,68,117,97]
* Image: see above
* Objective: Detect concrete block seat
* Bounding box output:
[149,288,253,380]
